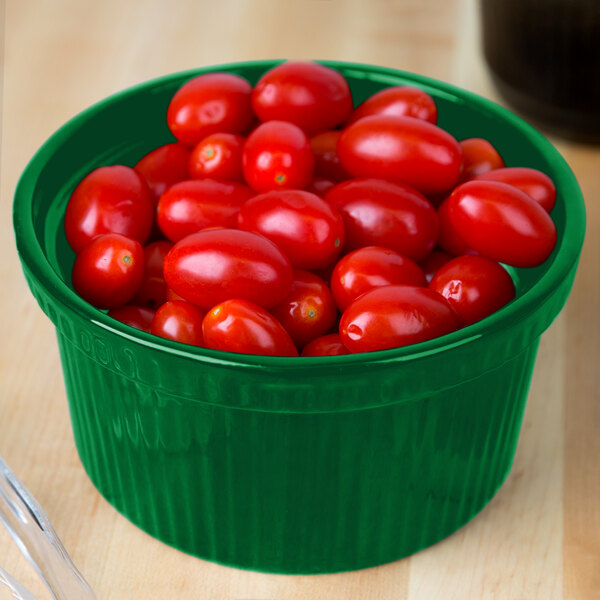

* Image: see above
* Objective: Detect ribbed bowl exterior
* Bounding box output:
[14,61,585,574]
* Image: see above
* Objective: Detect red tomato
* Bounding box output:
[134,143,191,200]
[419,250,454,284]
[163,229,293,310]
[65,166,154,254]
[429,255,515,326]
[252,61,353,134]
[306,177,337,198]
[437,199,472,256]
[202,299,298,356]
[157,179,253,242]
[242,121,314,192]
[339,285,459,353]
[132,240,172,307]
[188,133,244,181]
[337,115,463,194]
[270,270,337,349]
[166,287,186,302]
[446,180,557,267]
[72,233,144,309]
[167,73,253,146]
[301,333,350,357]
[326,178,438,261]
[331,246,426,311]
[150,300,205,346]
[237,189,345,269]
[346,86,437,126]
[474,167,556,213]
[310,130,349,181]
[108,305,155,332]
[459,138,505,181]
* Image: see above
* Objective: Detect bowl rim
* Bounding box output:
[13,59,586,370]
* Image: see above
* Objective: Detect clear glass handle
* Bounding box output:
[0,565,38,600]
[0,456,96,600]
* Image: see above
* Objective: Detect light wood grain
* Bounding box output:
[1,1,599,598]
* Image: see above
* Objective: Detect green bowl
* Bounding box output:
[13,60,585,574]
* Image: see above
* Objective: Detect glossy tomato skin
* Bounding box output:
[167,73,253,146]
[132,240,172,307]
[446,180,557,268]
[419,250,454,284]
[331,246,426,311]
[202,299,298,356]
[65,165,154,254]
[437,198,473,256]
[72,233,144,309]
[310,130,349,181]
[345,86,437,126]
[150,300,205,346]
[474,167,556,213]
[301,333,350,357]
[108,305,155,332]
[242,121,314,192]
[459,138,505,181]
[252,61,353,134]
[339,285,459,353]
[188,133,245,181]
[337,115,463,195]
[157,179,253,242]
[134,143,191,200]
[306,177,336,198]
[326,178,438,261]
[163,229,293,310]
[270,270,337,349]
[237,189,345,269]
[429,255,515,326]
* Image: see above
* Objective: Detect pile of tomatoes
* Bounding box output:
[65,61,558,357]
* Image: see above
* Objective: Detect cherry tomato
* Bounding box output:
[446,180,557,267]
[337,115,463,194]
[339,285,459,353]
[474,167,556,213]
[108,305,155,332]
[237,189,345,270]
[301,333,350,357]
[345,86,437,126]
[242,121,314,192]
[306,177,336,198]
[310,130,349,181]
[167,72,253,146]
[157,179,253,242]
[65,166,153,254]
[134,143,191,200]
[326,178,438,261]
[188,133,244,181]
[270,270,337,349]
[132,240,172,307]
[71,233,144,309]
[166,287,186,302]
[202,299,298,356]
[419,250,454,284]
[252,61,353,134]
[163,229,293,310]
[459,138,505,181]
[429,255,515,326]
[150,300,205,346]
[437,199,473,256]
[331,246,426,311]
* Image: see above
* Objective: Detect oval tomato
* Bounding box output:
[446,180,557,267]
[337,115,463,194]
[339,285,459,353]
[345,85,437,126]
[163,229,293,310]
[326,178,438,261]
[252,61,353,133]
[429,255,515,326]
[188,133,245,181]
[459,138,505,181]
[167,72,253,146]
[150,300,205,346]
[132,240,172,307]
[134,143,191,200]
[310,130,349,181]
[157,179,253,242]
[301,333,350,357]
[237,189,345,269]
[437,198,473,256]
[203,299,298,356]
[65,165,154,254]
[242,121,314,192]
[108,305,155,332]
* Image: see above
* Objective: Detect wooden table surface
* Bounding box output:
[1,1,598,598]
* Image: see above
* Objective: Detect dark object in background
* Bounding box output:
[481,0,600,143]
